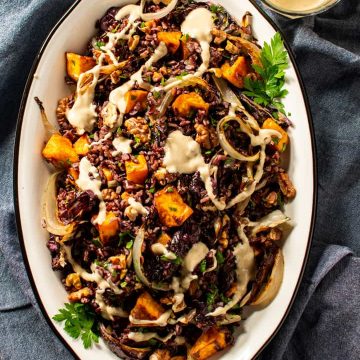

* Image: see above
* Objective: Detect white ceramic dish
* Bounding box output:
[14,0,316,359]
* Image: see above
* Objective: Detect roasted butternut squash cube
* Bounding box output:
[172,92,209,117]
[154,187,193,227]
[102,167,113,181]
[42,133,79,167]
[157,232,172,246]
[189,327,229,360]
[151,350,172,360]
[68,167,79,182]
[181,39,191,60]
[92,49,113,64]
[125,155,148,184]
[262,118,289,152]
[73,134,90,156]
[121,191,131,201]
[125,90,148,113]
[221,56,249,88]
[98,211,120,244]
[130,292,165,321]
[140,20,156,34]
[158,32,182,54]
[66,52,96,81]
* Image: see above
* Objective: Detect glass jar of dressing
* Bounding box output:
[260,0,341,17]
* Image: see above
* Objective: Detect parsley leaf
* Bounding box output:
[243,32,288,113]
[160,255,182,265]
[53,303,99,349]
[215,251,225,265]
[199,259,207,273]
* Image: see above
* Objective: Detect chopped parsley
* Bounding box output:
[161,255,182,265]
[176,71,188,80]
[166,187,174,193]
[95,41,106,49]
[216,251,225,265]
[118,231,134,247]
[148,187,156,194]
[199,259,207,273]
[126,239,134,249]
[92,238,102,248]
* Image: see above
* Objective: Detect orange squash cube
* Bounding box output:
[68,167,79,182]
[157,232,172,246]
[97,211,120,244]
[73,134,90,156]
[124,90,148,113]
[42,133,79,167]
[154,187,193,227]
[125,155,148,184]
[262,118,289,152]
[102,167,113,181]
[130,292,165,322]
[221,56,249,88]
[189,327,229,360]
[157,31,182,54]
[181,39,191,60]
[66,52,96,81]
[172,92,209,117]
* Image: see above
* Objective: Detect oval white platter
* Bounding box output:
[14,0,316,359]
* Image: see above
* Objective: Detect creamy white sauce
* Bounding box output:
[76,157,106,224]
[90,132,112,146]
[129,309,172,326]
[151,243,177,260]
[66,56,104,135]
[101,102,119,129]
[207,224,255,317]
[128,331,175,343]
[125,197,149,221]
[163,8,214,91]
[183,242,209,272]
[112,136,132,156]
[63,245,128,320]
[109,42,168,113]
[163,130,225,209]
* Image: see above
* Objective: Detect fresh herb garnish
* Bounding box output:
[148,187,156,194]
[140,22,146,28]
[53,303,99,349]
[199,259,207,273]
[160,255,182,265]
[95,41,106,49]
[180,33,190,42]
[176,71,188,80]
[243,32,288,113]
[92,238,102,247]
[118,231,134,246]
[209,4,224,13]
[160,77,166,86]
[126,239,134,249]
[134,136,141,144]
[206,287,219,306]
[204,150,213,155]
[166,187,174,193]
[153,90,161,100]
[120,281,127,288]
[216,251,225,265]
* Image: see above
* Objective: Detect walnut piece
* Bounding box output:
[101,188,118,201]
[225,40,240,55]
[56,96,72,123]
[68,287,92,302]
[65,273,82,290]
[194,123,219,150]
[264,191,278,207]
[124,117,150,144]
[278,172,296,199]
[211,29,227,45]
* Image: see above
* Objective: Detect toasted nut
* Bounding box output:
[211,29,227,45]
[194,124,219,150]
[56,96,72,123]
[264,191,278,207]
[68,287,92,302]
[110,70,123,84]
[269,228,282,241]
[219,232,229,249]
[128,35,140,51]
[278,172,296,199]
[101,188,118,201]
[101,102,119,128]
[108,254,127,268]
[152,71,163,83]
[124,117,150,144]
[225,40,240,55]
[65,273,82,290]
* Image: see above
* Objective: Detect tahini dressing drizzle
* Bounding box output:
[76,157,106,225]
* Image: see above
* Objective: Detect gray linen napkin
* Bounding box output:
[0,0,359,359]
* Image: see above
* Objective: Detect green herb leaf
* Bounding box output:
[243,32,288,114]
[53,303,99,349]
[206,287,218,306]
[153,90,161,100]
[176,71,188,80]
[118,231,134,246]
[96,41,106,49]
[166,187,174,193]
[92,238,102,247]
[148,187,156,194]
[199,259,207,273]
[160,255,182,265]
[215,251,225,265]
[126,239,134,249]
[120,281,127,288]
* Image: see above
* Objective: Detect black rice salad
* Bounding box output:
[40,0,296,359]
